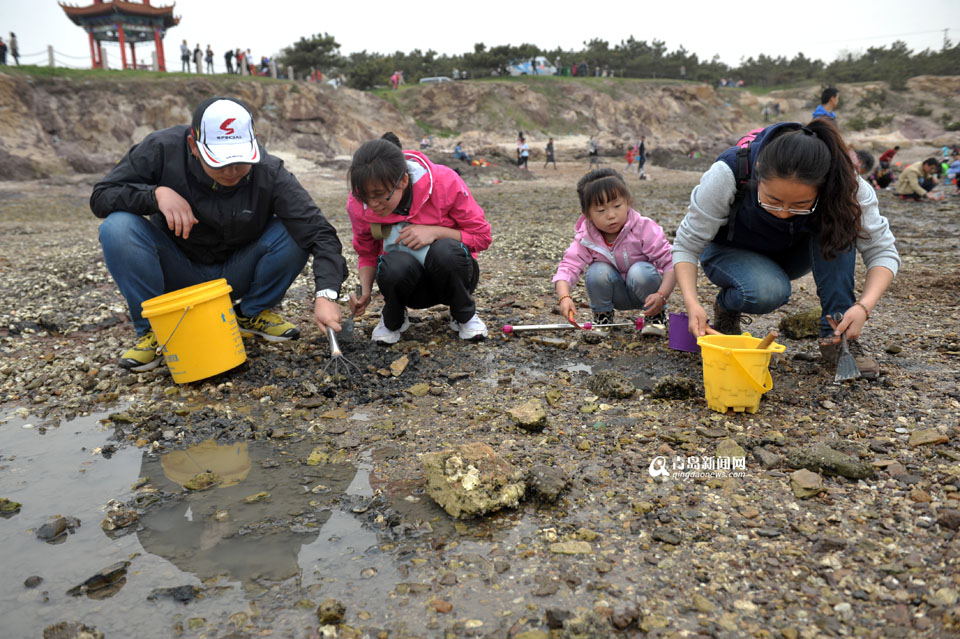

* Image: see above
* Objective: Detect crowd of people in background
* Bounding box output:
[177,40,277,77]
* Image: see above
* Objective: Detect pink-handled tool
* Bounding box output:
[503,317,644,334]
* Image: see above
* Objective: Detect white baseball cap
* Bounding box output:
[191,97,260,167]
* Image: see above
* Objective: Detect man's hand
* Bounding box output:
[155,186,199,239]
[314,297,342,332]
[685,301,710,336]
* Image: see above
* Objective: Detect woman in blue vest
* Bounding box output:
[672,119,900,379]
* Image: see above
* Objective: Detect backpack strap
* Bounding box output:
[727,144,751,241]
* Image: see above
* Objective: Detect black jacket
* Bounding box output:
[90,125,347,293]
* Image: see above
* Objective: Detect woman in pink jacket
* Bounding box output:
[347,136,493,344]
[553,169,676,336]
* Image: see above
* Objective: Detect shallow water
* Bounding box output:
[0,409,548,638]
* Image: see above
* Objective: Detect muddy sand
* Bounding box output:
[1,156,959,639]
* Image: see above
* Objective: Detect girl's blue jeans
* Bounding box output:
[98,212,308,336]
[584,261,662,312]
[699,237,855,338]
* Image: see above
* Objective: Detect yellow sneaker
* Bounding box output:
[237,310,300,342]
[119,331,160,372]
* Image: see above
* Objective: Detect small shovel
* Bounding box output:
[832,312,860,382]
[756,330,778,349]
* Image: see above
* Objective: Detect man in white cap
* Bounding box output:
[91,96,347,372]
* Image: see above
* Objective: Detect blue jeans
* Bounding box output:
[584,261,662,313]
[98,212,308,336]
[700,238,855,337]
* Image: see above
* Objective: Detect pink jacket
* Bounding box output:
[346,150,492,269]
[552,208,674,287]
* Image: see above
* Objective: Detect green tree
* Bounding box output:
[276,33,343,78]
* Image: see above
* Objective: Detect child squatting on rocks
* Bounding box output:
[552,168,677,336]
[672,118,901,380]
[346,135,493,345]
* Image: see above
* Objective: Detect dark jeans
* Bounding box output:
[98,212,308,336]
[376,238,479,330]
[700,236,855,338]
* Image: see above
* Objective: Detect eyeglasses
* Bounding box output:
[757,193,819,215]
[368,173,405,204]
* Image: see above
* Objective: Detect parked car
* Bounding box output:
[506,56,557,76]
[419,76,452,84]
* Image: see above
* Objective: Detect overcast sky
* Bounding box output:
[3,0,958,71]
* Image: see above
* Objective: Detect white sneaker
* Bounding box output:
[641,310,667,337]
[449,313,488,340]
[372,313,409,344]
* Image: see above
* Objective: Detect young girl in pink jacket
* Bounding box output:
[347,136,492,344]
[553,169,676,335]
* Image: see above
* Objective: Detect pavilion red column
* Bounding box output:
[88,29,98,68]
[130,42,137,69]
[154,28,166,71]
[96,41,103,68]
[117,24,128,69]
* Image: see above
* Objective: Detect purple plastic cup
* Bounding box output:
[668,312,700,352]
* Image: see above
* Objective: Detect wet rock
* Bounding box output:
[691,593,715,613]
[549,540,592,554]
[526,464,568,502]
[587,370,634,399]
[493,559,511,574]
[243,491,270,503]
[562,609,608,638]
[651,376,698,399]
[779,307,821,339]
[790,469,824,499]
[639,614,669,633]
[101,509,139,531]
[430,599,453,613]
[24,575,43,588]
[42,622,104,639]
[0,497,22,516]
[716,438,746,460]
[908,428,948,447]
[885,343,903,354]
[785,443,874,479]
[545,608,572,629]
[183,471,221,491]
[508,398,548,432]
[36,516,80,542]
[147,585,199,603]
[937,509,960,530]
[533,575,560,596]
[66,561,130,597]
[421,442,525,519]
[753,446,783,469]
[929,587,959,607]
[407,383,430,397]
[610,604,639,630]
[316,598,346,624]
[652,529,681,545]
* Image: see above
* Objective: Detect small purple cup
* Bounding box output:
[668,312,700,352]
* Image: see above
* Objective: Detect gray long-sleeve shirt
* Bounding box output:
[672,161,901,276]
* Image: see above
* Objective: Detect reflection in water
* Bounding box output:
[137,440,357,584]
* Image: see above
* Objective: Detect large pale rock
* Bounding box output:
[421,443,525,519]
[507,398,548,432]
[790,469,824,499]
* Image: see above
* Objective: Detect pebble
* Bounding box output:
[507,398,548,432]
[430,599,453,613]
[316,598,346,624]
[24,575,43,588]
[549,540,592,554]
[652,529,681,545]
[930,587,959,607]
[691,593,715,613]
[790,469,824,499]
[908,428,948,447]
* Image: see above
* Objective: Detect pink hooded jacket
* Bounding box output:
[552,208,674,287]
[346,150,492,269]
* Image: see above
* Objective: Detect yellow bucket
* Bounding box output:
[141,279,246,383]
[696,334,786,414]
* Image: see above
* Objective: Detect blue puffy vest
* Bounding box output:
[714,122,814,254]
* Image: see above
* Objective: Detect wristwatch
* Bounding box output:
[315,289,338,301]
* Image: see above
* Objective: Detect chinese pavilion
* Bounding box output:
[59,0,180,71]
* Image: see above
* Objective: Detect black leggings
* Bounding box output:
[376,238,480,329]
